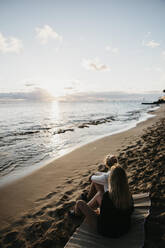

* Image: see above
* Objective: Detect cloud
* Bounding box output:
[142,32,160,48]
[145,40,160,48]
[155,67,162,72]
[0,32,23,53]
[0,88,54,101]
[105,45,119,53]
[162,51,165,59]
[82,58,110,71]
[35,25,63,44]
[24,83,37,87]
[142,32,151,45]
[64,86,74,90]
[146,32,151,37]
[62,80,80,91]
[145,67,162,72]
[161,73,165,82]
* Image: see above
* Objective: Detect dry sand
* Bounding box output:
[0,105,165,248]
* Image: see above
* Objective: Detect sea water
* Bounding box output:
[0,93,160,186]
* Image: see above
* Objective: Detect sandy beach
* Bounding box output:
[0,105,165,248]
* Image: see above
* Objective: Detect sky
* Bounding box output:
[0,0,165,99]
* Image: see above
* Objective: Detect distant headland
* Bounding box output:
[142,90,165,105]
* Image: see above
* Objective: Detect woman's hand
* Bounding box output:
[94,208,100,215]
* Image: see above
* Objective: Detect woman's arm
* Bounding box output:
[91,173,107,185]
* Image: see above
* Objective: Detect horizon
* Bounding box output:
[0,0,165,98]
[0,89,162,102]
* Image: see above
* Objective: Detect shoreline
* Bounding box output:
[0,105,164,247]
[0,105,159,188]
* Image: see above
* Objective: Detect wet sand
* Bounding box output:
[0,105,165,248]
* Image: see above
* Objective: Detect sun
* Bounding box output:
[40,83,65,98]
[41,80,76,98]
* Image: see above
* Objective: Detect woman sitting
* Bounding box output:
[71,165,134,238]
[82,154,118,201]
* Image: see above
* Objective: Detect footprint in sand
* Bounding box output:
[66,179,73,184]
[41,203,54,211]
[59,194,69,202]
[32,210,45,218]
[82,172,90,177]
[55,190,75,207]
[48,201,75,219]
[24,221,52,242]
[47,208,63,218]
[79,180,89,189]
[3,231,18,244]
[35,191,57,202]
[65,190,73,195]
[11,218,26,228]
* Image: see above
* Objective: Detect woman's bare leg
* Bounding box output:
[75,191,102,215]
[75,200,98,231]
[87,182,96,200]
[87,182,104,200]
[88,191,103,209]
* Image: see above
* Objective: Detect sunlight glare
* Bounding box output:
[42,81,75,98]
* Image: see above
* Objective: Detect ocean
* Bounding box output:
[0,92,160,186]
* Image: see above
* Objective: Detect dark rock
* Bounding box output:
[78,124,89,128]
[54,128,74,134]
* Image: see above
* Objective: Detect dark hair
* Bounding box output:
[105,154,118,168]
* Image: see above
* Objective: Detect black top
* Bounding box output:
[97,191,134,238]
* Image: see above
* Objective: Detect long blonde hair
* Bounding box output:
[108,165,132,210]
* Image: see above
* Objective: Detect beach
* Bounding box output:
[0,105,165,248]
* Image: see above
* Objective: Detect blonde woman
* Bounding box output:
[82,154,118,201]
[71,165,134,238]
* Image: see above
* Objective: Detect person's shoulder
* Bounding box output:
[104,171,110,178]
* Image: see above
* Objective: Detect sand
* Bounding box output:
[0,105,165,248]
